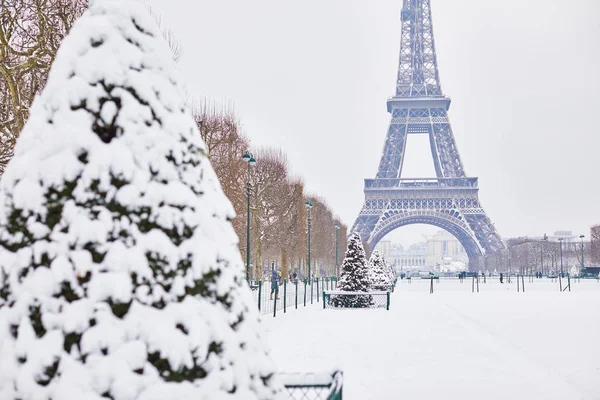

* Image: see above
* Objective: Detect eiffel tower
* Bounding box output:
[351,0,504,264]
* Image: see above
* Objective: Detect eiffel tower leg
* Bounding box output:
[376,122,408,179]
[351,203,386,256]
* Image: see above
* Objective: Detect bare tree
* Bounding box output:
[590,225,600,265]
[0,0,88,172]
[250,148,291,278]
[0,0,184,173]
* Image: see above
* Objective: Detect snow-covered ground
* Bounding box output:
[263,278,600,399]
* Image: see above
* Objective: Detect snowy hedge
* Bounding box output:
[0,1,280,399]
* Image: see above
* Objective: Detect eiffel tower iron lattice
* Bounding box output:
[351,0,504,264]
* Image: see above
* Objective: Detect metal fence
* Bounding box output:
[280,370,343,400]
[322,290,391,310]
[251,277,339,317]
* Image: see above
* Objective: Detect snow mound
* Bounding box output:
[0,1,280,399]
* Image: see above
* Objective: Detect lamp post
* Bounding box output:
[580,234,585,271]
[334,224,340,278]
[558,237,564,291]
[242,152,256,284]
[305,200,313,281]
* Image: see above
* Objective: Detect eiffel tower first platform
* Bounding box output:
[351,0,504,263]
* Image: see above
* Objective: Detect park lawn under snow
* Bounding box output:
[263,278,600,399]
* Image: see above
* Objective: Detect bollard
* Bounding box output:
[559,274,563,292]
[258,280,262,312]
[295,279,298,309]
[430,277,434,294]
[283,279,287,313]
[273,285,278,318]
[322,291,326,309]
[386,291,390,311]
[316,278,320,303]
[304,280,307,307]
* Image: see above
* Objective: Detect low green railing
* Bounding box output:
[322,290,391,310]
[280,370,343,400]
[251,277,339,317]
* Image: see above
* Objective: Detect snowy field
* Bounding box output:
[263,278,600,399]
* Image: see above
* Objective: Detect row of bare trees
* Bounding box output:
[0,1,348,280]
[193,103,347,280]
[476,236,591,274]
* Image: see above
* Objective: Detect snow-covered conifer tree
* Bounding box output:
[331,233,372,308]
[0,1,280,399]
[368,250,392,291]
[384,257,396,283]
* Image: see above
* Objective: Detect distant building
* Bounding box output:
[379,230,468,272]
[550,231,577,244]
[375,240,392,259]
[426,230,468,271]
[389,243,427,271]
[528,231,580,244]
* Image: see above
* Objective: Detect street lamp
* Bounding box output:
[580,234,585,271]
[558,237,564,291]
[305,200,313,281]
[334,224,340,278]
[242,152,256,284]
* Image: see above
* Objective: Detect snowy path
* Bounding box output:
[263,279,600,399]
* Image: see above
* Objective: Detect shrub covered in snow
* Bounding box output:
[368,250,392,291]
[0,1,280,399]
[331,233,372,308]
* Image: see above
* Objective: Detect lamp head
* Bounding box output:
[249,157,256,165]
[305,200,313,209]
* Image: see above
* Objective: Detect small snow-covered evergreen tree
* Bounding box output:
[384,257,396,283]
[331,233,372,308]
[368,250,392,291]
[0,1,280,399]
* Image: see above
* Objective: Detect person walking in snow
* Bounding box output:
[499,272,504,283]
[270,268,280,300]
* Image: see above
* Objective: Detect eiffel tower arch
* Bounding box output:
[351,0,504,264]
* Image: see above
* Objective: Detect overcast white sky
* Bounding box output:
[146,0,600,245]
